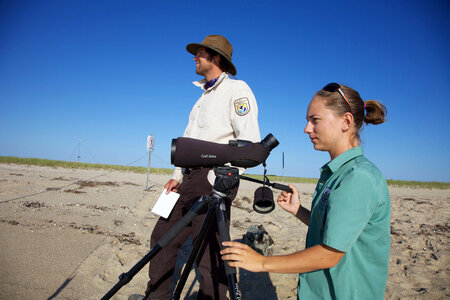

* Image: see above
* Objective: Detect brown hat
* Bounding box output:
[186,35,237,76]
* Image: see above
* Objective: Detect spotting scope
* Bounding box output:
[171,134,279,168]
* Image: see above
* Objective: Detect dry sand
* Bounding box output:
[0,163,448,299]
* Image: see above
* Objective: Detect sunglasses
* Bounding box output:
[322,82,351,111]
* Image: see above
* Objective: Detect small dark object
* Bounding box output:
[253,187,275,214]
[415,287,427,293]
[241,225,274,256]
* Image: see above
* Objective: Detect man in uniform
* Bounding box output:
[143,34,260,300]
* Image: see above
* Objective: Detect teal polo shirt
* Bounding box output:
[298,146,390,300]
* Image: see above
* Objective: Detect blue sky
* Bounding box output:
[1,0,449,182]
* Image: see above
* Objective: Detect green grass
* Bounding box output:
[384,179,450,189]
[0,156,173,175]
[1,156,449,189]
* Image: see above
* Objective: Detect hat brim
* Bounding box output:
[186,43,237,76]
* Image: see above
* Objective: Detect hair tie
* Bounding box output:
[363,101,366,109]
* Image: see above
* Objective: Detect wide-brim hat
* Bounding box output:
[186,35,237,76]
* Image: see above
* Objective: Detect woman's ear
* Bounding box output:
[342,112,354,132]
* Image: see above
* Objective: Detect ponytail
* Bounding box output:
[364,100,387,125]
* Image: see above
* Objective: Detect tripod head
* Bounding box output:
[212,167,240,197]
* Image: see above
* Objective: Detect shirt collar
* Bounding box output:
[193,72,228,91]
[321,146,364,173]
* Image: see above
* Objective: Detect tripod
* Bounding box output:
[102,166,242,300]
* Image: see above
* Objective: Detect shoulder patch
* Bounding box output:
[234,97,250,116]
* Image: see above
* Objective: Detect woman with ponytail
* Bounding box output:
[222,83,390,300]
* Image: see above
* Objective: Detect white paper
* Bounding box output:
[151,189,180,218]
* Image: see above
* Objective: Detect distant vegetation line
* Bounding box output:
[1,156,449,189]
[0,156,172,175]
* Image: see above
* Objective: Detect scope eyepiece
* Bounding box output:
[261,134,279,151]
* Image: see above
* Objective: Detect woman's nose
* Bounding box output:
[304,122,311,134]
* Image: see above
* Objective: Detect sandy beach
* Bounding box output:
[0,163,448,299]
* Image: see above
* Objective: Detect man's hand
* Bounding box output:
[164,179,180,194]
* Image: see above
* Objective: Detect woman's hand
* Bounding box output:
[277,184,300,216]
[221,241,266,272]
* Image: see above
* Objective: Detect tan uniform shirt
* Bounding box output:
[171,72,261,183]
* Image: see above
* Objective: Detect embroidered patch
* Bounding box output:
[234,98,250,116]
[319,187,331,209]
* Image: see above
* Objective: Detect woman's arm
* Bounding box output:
[221,242,344,273]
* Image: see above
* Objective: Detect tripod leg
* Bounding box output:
[215,200,241,300]
[101,196,209,300]
[172,203,216,300]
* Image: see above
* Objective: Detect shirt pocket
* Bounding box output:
[197,100,216,128]
[197,109,210,128]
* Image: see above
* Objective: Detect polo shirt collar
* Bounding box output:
[322,146,364,173]
[193,72,228,91]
